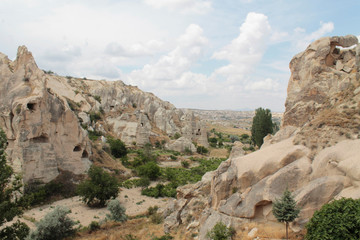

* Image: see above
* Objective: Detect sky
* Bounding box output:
[1,0,359,112]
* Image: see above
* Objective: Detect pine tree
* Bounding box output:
[251,108,273,147]
[0,128,29,239]
[272,189,300,240]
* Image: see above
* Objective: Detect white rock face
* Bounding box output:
[164,35,360,236]
[0,46,208,184]
[0,46,91,183]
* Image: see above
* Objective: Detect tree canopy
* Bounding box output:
[251,107,273,147]
[0,128,29,239]
[306,198,360,240]
[77,165,119,207]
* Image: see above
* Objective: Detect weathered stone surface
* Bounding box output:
[164,35,360,235]
[165,136,196,153]
[0,46,208,184]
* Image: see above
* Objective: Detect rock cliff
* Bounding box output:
[164,35,360,238]
[0,46,208,184]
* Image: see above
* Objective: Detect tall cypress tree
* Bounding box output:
[272,189,300,240]
[251,107,273,147]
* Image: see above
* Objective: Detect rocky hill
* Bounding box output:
[164,35,360,239]
[0,46,208,184]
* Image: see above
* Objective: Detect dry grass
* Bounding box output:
[207,123,250,136]
[209,148,229,158]
[74,218,166,240]
[234,222,305,240]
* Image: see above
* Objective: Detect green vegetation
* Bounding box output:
[107,137,128,158]
[24,180,66,206]
[272,189,300,240]
[0,128,30,240]
[89,111,102,123]
[88,221,100,232]
[174,132,181,139]
[251,107,274,147]
[207,222,235,240]
[88,130,102,141]
[77,165,119,207]
[196,145,209,155]
[27,206,75,240]
[305,198,360,240]
[93,95,102,103]
[152,234,173,240]
[141,158,226,198]
[137,161,161,180]
[106,199,127,222]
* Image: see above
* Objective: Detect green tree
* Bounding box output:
[207,222,235,240]
[77,165,119,207]
[27,206,75,240]
[107,138,127,158]
[251,107,273,147]
[272,189,300,240]
[305,198,360,240]
[137,162,161,180]
[0,128,30,240]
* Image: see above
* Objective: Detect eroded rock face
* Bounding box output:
[0,46,91,183]
[0,46,208,184]
[164,35,360,236]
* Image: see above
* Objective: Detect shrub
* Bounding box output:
[106,199,127,222]
[170,155,177,160]
[152,234,173,240]
[137,162,160,180]
[174,132,181,139]
[305,198,360,240]
[184,147,192,155]
[108,138,127,158]
[27,206,75,240]
[89,111,101,123]
[207,222,235,240]
[196,146,209,154]
[77,166,119,207]
[147,206,159,216]
[24,180,65,206]
[150,213,163,224]
[88,221,100,232]
[181,160,190,168]
[93,95,101,103]
[88,130,102,141]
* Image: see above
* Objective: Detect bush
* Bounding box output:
[77,166,119,207]
[108,138,128,158]
[89,111,102,123]
[147,206,159,216]
[106,199,127,222]
[88,221,100,232]
[137,162,160,180]
[181,160,190,168]
[152,234,173,240]
[27,206,75,240]
[207,222,235,240]
[196,146,209,154]
[88,130,102,141]
[174,132,181,139]
[184,147,192,155]
[141,183,177,198]
[305,198,360,240]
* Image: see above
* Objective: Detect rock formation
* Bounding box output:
[0,46,208,184]
[164,35,360,238]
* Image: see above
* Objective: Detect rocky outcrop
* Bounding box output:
[0,46,208,184]
[164,35,360,238]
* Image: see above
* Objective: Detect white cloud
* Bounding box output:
[245,78,279,91]
[126,24,209,94]
[212,12,271,83]
[295,22,334,50]
[144,0,212,14]
[105,40,164,57]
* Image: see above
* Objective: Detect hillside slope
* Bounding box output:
[0,46,208,184]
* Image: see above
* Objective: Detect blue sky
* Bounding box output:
[1,0,359,112]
